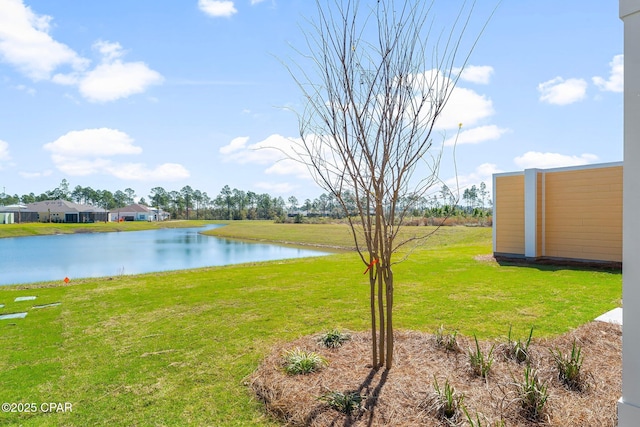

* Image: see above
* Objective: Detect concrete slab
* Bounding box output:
[595,307,623,325]
[14,296,36,302]
[33,303,61,309]
[0,312,28,320]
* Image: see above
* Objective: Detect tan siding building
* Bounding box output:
[493,174,525,255]
[492,162,622,264]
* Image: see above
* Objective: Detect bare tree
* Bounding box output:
[288,0,492,369]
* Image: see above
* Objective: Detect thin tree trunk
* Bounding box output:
[377,268,385,368]
[385,268,394,370]
[369,271,377,368]
[376,202,386,368]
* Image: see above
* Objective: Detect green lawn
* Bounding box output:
[0,222,621,426]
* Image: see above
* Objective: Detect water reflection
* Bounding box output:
[0,225,328,286]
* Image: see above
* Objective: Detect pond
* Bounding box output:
[0,224,329,286]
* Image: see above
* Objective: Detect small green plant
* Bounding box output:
[462,407,506,427]
[435,325,460,352]
[319,329,351,348]
[468,335,494,378]
[552,339,585,391]
[505,325,533,364]
[282,348,327,375]
[432,376,464,421]
[319,390,363,415]
[517,365,549,421]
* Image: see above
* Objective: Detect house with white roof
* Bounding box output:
[110,203,169,222]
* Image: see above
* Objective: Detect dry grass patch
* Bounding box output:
[249,322,620,426]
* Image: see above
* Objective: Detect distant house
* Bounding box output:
[149,207,170,221]
[25,200,109,223]
[110,203,168,222]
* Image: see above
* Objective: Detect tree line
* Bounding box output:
[0,179,492,221]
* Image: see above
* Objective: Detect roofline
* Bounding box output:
[493,161,623,178]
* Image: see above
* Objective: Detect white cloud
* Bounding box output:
[49,157,113,176]
[407,69,495,130]
[264,158,307,177]
[538,77,587,105]
[43,128,142,157]
[514,151,599,169]
[250,0,266,4]
[106,162,190,181]
[79,60,163,103]
[434,86,494,130]
[43,128,189,181]
[13,84,36,95]
[593,54,623,93]
[255,182,298,194]
[219,136,249,154]
[19,170,53,179]
[220,134,311,179]
[445,163,501,198]
[0,138,12,171]
[50,72,79,85]
[0,139,11,161]
[0,0,88,80]
[198,0,237,17]
[0,2,162,102]
[456,65,494,84]
[93,40,124,62]
[75,40,163,103]
[444,125,508,147]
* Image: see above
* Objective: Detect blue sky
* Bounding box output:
[0,0,623,203]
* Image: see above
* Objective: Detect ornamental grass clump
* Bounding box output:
[282,348,327,375]
[430,376,464,423]
[468,335,494,378]
[504,325,533,364]
[517,365,549,422]
[463,407,506,427]
[319,329,351,348]
[319,390,363,415]
[435,325,460,353]
[552,339,585,391]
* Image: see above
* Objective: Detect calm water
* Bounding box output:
[0,225,329,286]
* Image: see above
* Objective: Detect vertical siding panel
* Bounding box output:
[543,166,622,262]
[495,175,525,255]
[537,172,543,257]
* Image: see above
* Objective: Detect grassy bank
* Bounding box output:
[204,220,490,251]
[0,222,621,426]
[0,220,217,239]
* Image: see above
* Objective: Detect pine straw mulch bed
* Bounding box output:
[249,321,621,426]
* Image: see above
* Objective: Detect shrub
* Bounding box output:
[505,325,533,364]
[319,329,351,348]
[435,325,460,352]
[468,335,494,378]
[431,376,464,422]
[552,339,585,391]
[517,365,549,421]
[319,390,363,415]
[282,348,327,375]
